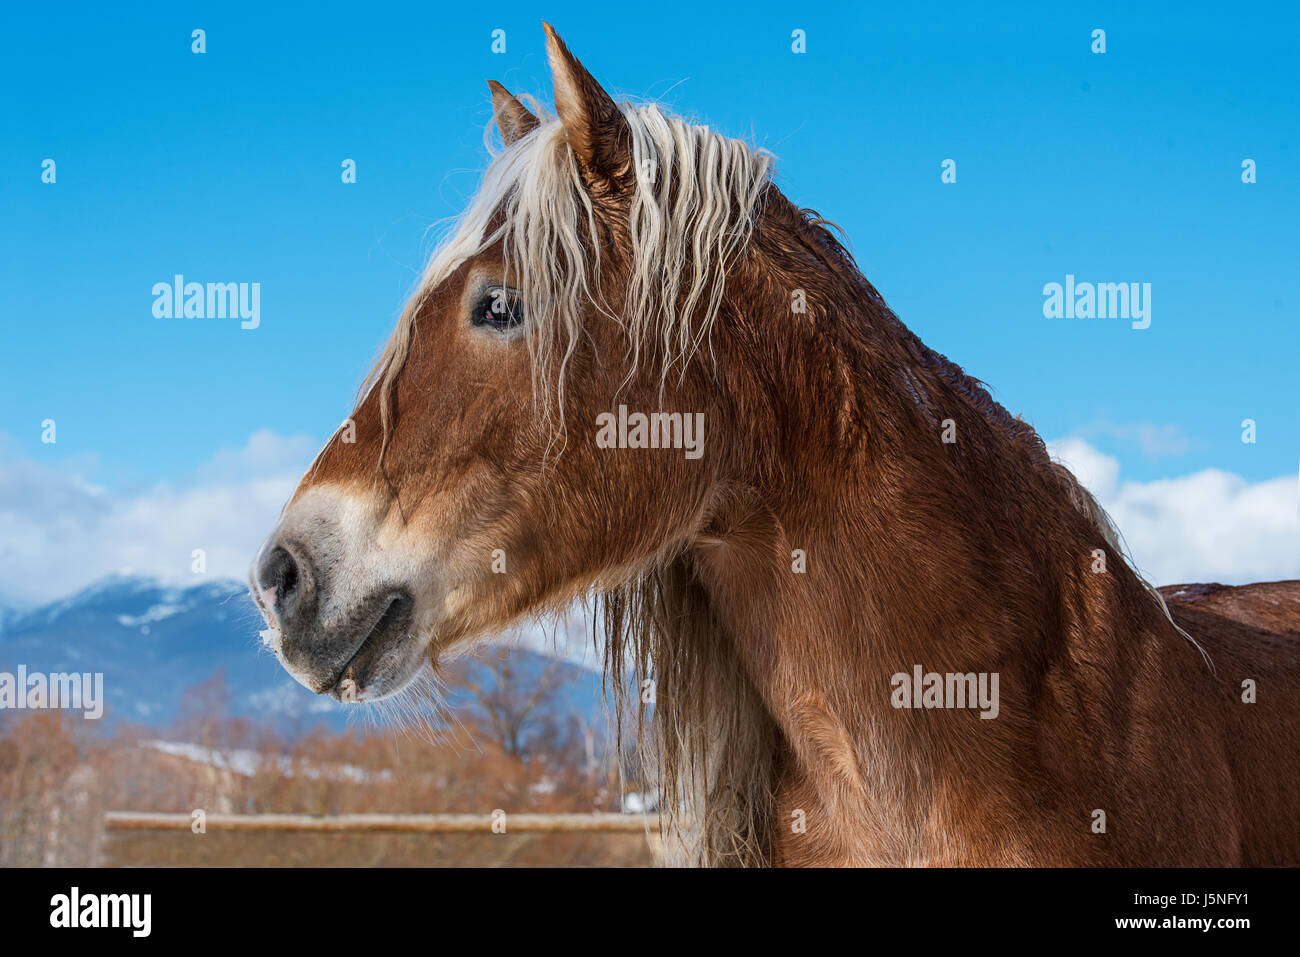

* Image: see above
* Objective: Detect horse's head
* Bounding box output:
[250,24,775,704]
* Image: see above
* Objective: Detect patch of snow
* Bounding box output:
[117,602,190,627]
[143,740,391,782]
[246,683,338,715]
[622,791,658,814]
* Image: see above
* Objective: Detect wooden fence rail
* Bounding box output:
[104,812,658,834]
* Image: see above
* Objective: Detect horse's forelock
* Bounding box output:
[357,100,774,461]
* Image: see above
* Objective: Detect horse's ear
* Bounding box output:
[488,80,540,146]
[543,22,631,188]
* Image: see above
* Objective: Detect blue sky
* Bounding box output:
[1,1,1297,601]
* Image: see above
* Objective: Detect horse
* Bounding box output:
[250,23,1300,866]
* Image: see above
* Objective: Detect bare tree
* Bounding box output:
[461,647,574,760]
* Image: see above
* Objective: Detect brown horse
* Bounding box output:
[250,24,1300,866]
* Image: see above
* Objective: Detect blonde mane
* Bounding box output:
[363,100,774,449]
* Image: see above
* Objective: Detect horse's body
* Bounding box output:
[251,24,1300,866]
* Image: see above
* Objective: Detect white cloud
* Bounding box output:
[1049,437,1298,586]
[1069,419,1206,460]
[0,430,317,607]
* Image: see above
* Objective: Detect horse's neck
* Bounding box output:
[692,253,1174,859]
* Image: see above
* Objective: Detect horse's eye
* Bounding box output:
[472,288,525,332]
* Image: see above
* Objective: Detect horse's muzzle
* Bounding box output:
[252,532,417,701]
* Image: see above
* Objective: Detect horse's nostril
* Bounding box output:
[259,546,300,608]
